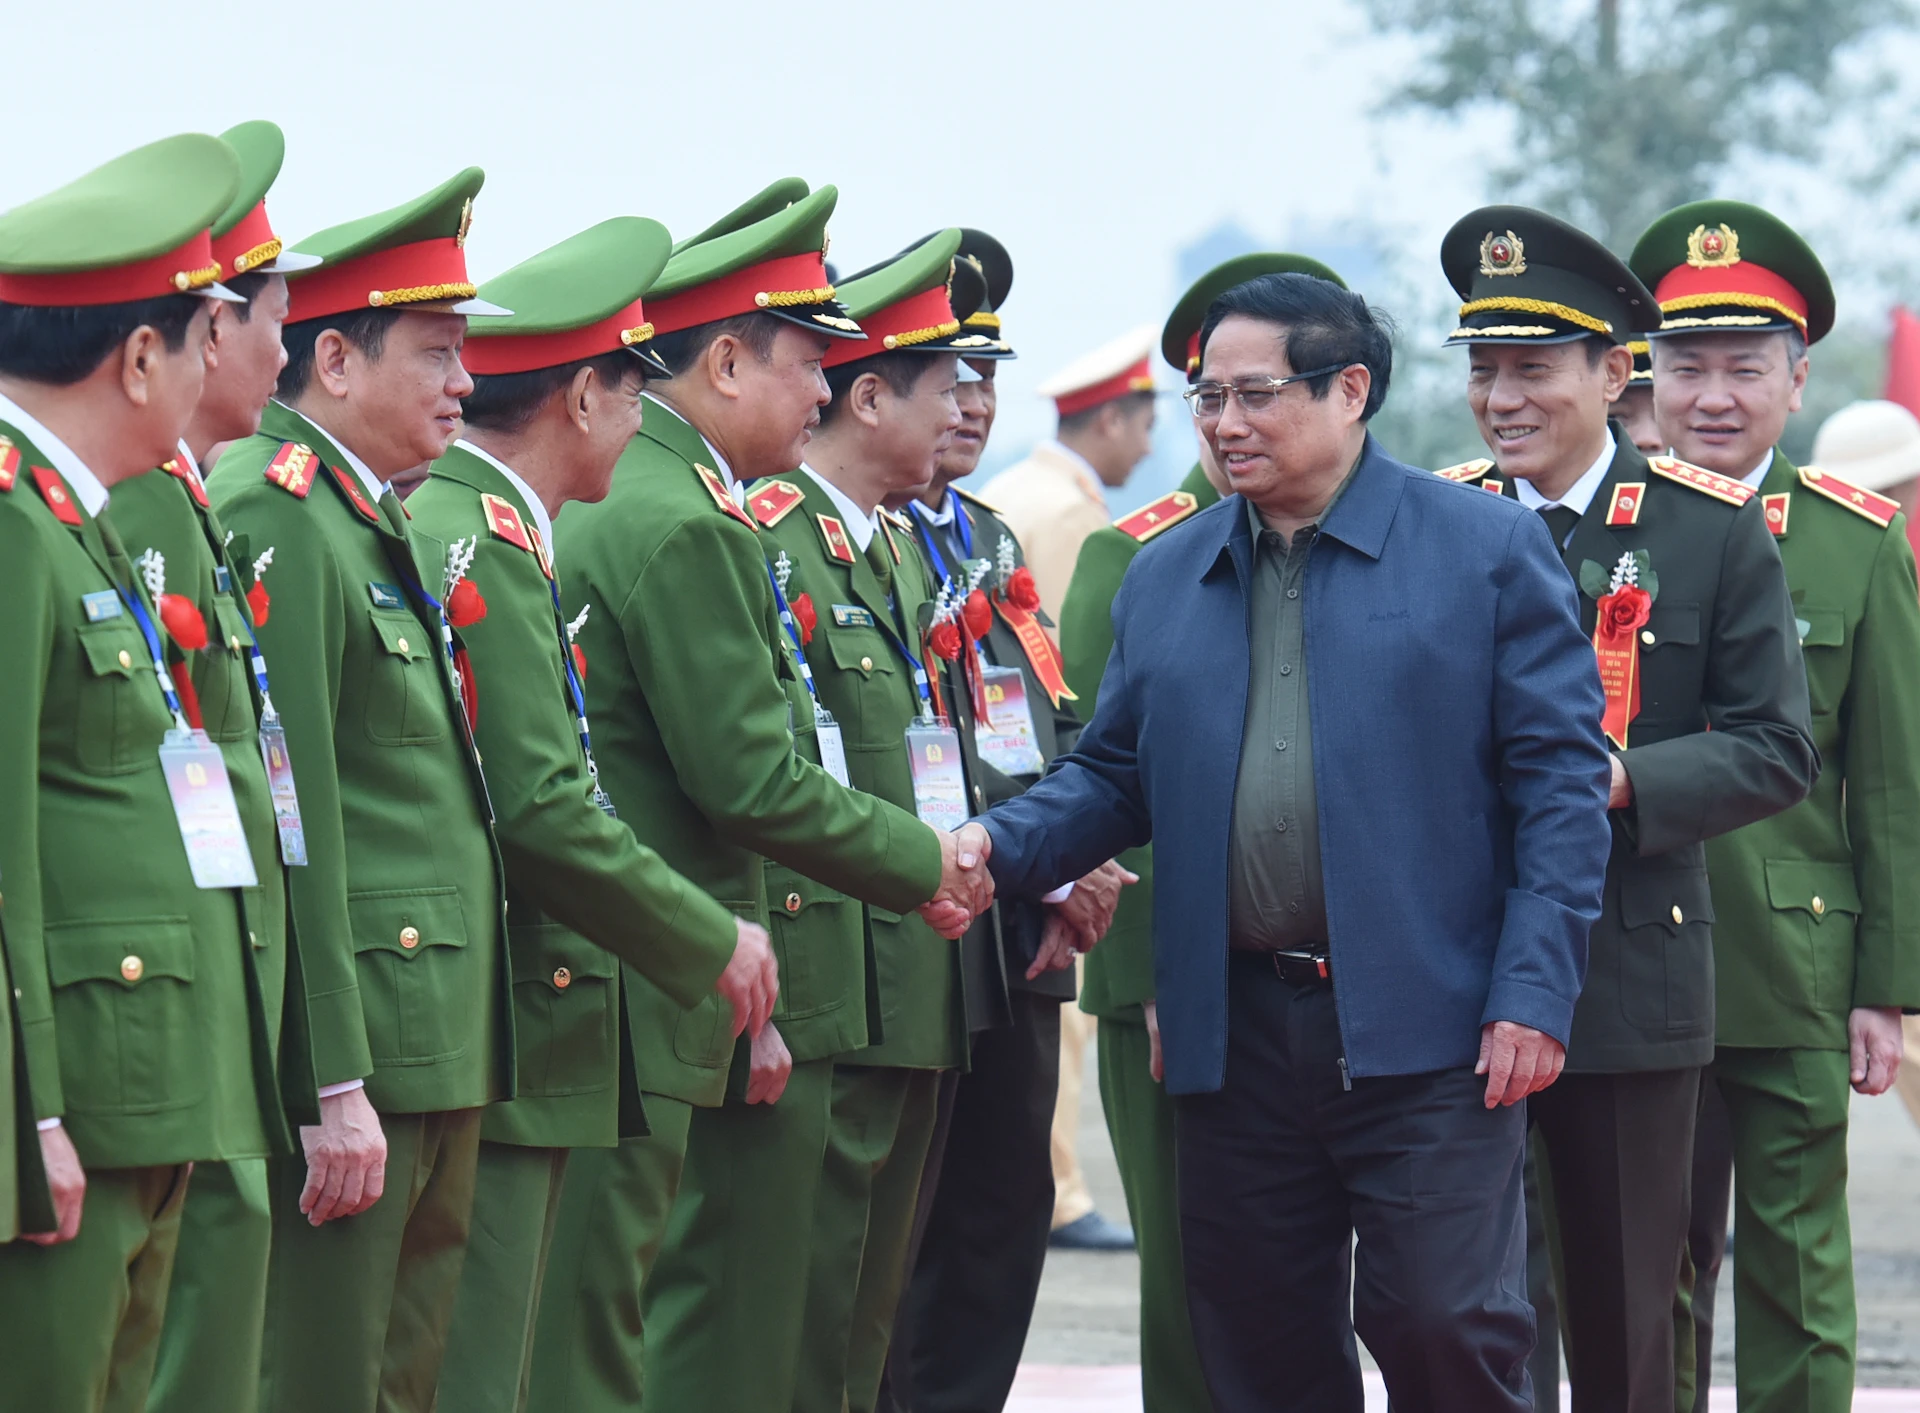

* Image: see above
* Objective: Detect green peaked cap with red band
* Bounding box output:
[284,167,511,323]
[646,184,862,340]
[822,228,987,370]
[1628,200,1834,345]
[670,177,810,256]
[0,132,245,306]
[463,216,674,378]
[1163,251,1347,379]
[213,121,322,277]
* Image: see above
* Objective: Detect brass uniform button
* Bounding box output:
[118,649,133,669]
[399,926,420,950]
[1812,896,1827,916]
[397,636,411,654]
[859,656,874,672]
[1671,905,1684,925]
[1640,630,1655,646]
[229,634,242,651]
[552,966,572,989]
[973,784,986,810]
[249,931,259,947]
[785,893,802,914]
[120,955,144,982]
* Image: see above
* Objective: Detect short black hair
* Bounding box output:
[647,312,781,379]
[1058,389,1154,437]
[0,294,203,385]
[277,308,402,399]
[221,272,271,324]
[1583,334,1612,368]
[1200,272,1394,422]
[462,350,644,434]
[819,351,940,427]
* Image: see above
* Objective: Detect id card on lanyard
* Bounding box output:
[976,664,1045,776]
[765,563,851,787]
[239,626,308,865]
[905,721,968,829]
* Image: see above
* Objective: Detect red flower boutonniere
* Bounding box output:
[962,587,992,640]
[444,537,487,629]
[1580,551,1660,749]
[792,591,818,646]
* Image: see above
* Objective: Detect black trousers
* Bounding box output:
[1529,1065,1702,1413]
[1175,953,1533,1413]
[882,990,1062,1413]
[1682,1069,1733,1413]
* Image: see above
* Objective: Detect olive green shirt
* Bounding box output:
[1227,499,1328,953]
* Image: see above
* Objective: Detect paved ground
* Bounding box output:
[1014,1033,1920,1407]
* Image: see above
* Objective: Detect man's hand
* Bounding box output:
[1025,860,1141,980]
[715,918,778,1039]
[25,1124,85,1245]
[746,1022,792,1105]
[1475,1021,1565,1109]
[918,824,996,939]
[1608,756,1634,810]
[1849,1006,1904,1095]
[1143,999,1164,1084]
[298,1086,387,1226]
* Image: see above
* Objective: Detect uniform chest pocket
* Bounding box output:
[350,886,471,1064]
[47,916,203,1114]
[1617,867,1715,1031]
[824,629,905,744]
[198,596,259,743]
[74,619,169,775]
[1795,606,1849,717]
[364,609,447,746]
[1634,603,1702,723]
[764,866,859,1023]
[508,923,620,1098]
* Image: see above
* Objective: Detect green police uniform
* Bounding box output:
[0,133,294,1413]
[525,189,943,1413]
[206,169,514,1413]
[1,894,54,1243]
[1629,202,1920,1413]
[1438,204,1818,1413]
[116,121,323,1413]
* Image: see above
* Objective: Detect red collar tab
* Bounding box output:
[1762,492,1791,537]
[645,252,834,336]
[1606,481,1646,527]
[0,437,18,492]
[213,200,285,276]
[815,512,856,563]
[163,456,210,508]
[287,238,475,324]
[1054,357,1155,418]
[30,464,81,525]
[1652,260,1809,334]
[463,295,653,376]
[694,464,757,529]
[821,284,958,370]
[0,230,221,307]
[329,461,382,523]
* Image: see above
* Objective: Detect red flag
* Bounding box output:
[1891,307,1920,569]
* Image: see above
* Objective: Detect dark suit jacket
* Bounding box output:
[979,436,1616,1094]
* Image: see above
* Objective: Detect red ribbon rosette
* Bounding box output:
[446,578,487,629]
[1592,584,1651,748]
[1003,566,1041,613]
[792,591,818,646]
[158,593,208,651]
[246,579,270,626]
[928,620,964,661]
[962,587,993,640]
[572,644,588,682]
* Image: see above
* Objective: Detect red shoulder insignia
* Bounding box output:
[481,492,533,551]
[1434,457,1495,483]
[327,462,381,524]
[880,513,903,564]
[262,441,316,499]
[749,479,805,528]
[1647,455,1756,507]
[1606,481,1646,526]
[528,526,556,581]
[0,436,21,492]
[695,464,758,529]
[1482,479,1505,495]
[1799,465,1898,528]
[1114,490,1199,543]
[1761,492,1791,537]
[162,456,210,508]
[30,465,80,526]
[815,513,857,564]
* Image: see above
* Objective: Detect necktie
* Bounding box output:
[864,531,894,597]
[1539,504,1579,549]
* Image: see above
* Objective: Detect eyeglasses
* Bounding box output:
[1181,364,1352,419]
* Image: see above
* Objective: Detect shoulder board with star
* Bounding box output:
[694,464,758,529]
[953,485,1004,516]
[1114,490,1200,543]
[0,435,18,493]
[748,479,806,528]
[480,492,533,551]
[1433,457,1495,483]
[262,441,318,499]
[162,456,210,508]
[1797,465,1899,528]
[1647,455,1756,507]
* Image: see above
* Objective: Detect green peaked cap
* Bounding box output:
[213,120,321,274]
[465,217,675,377]
[671,178,810,256]
[1628,200,1834,345]
[0,132,245,304]
[897,227,1015,358]
[823,229,987,369]
[1164,252,1347,376]
[646,184,861,339]
[284,167,510,322]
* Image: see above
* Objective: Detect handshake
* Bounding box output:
[912,823,1139,959]
[916,821,996,938]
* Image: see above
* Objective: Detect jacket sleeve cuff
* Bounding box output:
[874,813,945,915]
[23,1017,62,1122]
[649,887,743,1011]
[306,985,374,1092]
[1480,979,1576,1048]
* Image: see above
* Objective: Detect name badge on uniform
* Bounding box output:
[257,720,308,866]
[832,604,875,629]
[367,581,406,610]
[214,565,232,594]
[160,729,260,889]
[975,665,1045,777]
[814,706,851,788]
[81,590,123,622]
[905,721,968,830]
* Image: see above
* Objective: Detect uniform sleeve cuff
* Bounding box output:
[316,1079,366,1100]
[35,1117,61,1132]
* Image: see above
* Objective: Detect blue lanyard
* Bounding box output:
[117,586,190,730]
[867,596,935,716]
[764,563,827,710]
[400,571,462,677]
[907,493,972,584]
[545,577,609,790]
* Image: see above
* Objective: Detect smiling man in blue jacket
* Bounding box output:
[959,272,1614,1413]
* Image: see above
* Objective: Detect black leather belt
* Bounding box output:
[1268,949,1332,988]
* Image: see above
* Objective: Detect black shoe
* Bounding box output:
[1049,1211,1136,1251]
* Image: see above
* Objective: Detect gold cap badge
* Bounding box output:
[455,198,475,249]
[1686,223,1740,268]
[1479,230,1526,277]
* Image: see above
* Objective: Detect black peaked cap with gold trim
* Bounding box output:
[1442,206,1658,346]
[887,228,1009,358]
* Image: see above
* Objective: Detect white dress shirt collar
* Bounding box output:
[0,390,110,516]
[456,439,557,568]
[1513,436,1616,517]
[916,488,959,526]
[271,400,389,505]
[802,465,878,551]
[1740,448,1777,490]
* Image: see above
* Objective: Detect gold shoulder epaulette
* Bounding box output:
[262,441,317,499]
[1798,465,1900,528]
[1647,455,1756,507]
[1433,457,1495,482]
[480,492,532,551]
[882,506,914,532]
[748,478,806,528]
[953,484,1002,515]
[0,435,17,493]
[1114,490,1199,542]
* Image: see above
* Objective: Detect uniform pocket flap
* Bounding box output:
[349,886,469,957]
[825,631,896,675]
[1618,868,1715,930]
[1764,859,1862,916]
[1797,606,1846,648]
[212,596,256,653]
[1643,604,1700,649]
[508,923,618,990]
[367,611,428,661]
[764,869,851,921]
[76,620,143,679]
[46,916,195,987]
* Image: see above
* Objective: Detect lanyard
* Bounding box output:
[764,562,828,710]
[400,570,461,677]
[907,493,973,584]
[868,594,936,718]
[545,576,609,790]
[117,586,190,731]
